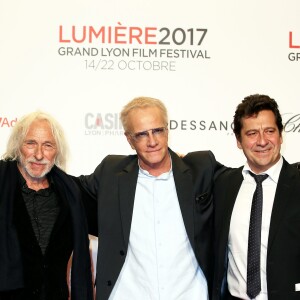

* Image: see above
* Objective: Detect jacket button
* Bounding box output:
[120,250,125,256]
[107,280,112,286]
[32,288,40,295]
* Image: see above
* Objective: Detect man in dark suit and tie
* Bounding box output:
[212,94,300,300]
[77,96,223,300]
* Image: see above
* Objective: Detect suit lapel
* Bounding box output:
[223,169,243,230]
[171,152,195,248]
[268,160,295,251]
[215,168,243,291]
[217,168,243,253]
[117,151,194,248]
[118,158,139,246]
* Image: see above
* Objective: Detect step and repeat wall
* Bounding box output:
[1,0,299,176]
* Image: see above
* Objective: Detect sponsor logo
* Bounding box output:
[83,112,300,137]
[58,23,210,72]
[288,31,300,62]
[0,117,17,129]
[170,113,300,133]
[84,113,124,136]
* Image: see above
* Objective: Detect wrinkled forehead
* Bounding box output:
[25,119,55,141]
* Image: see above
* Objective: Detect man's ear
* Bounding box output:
[236,135,242,149]
[237,140,242,149]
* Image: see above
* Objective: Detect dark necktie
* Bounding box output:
[247,172,268,299]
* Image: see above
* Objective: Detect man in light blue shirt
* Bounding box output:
[78,96,223,300]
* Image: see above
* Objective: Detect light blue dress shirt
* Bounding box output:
[109,163,208,300]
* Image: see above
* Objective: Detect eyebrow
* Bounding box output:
[245,126,276,132]
[24,139,56,144]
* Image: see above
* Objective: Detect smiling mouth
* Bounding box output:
[255,149,271,154]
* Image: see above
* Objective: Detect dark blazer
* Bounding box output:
[79,149,223,300]
[212,158,300,300]
[0,160,93,300]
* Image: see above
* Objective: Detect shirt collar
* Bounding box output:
[19,171,54,196]
[138,156,173,180]
[242,156,283,184]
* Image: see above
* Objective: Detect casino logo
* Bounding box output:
[84,112,124,136]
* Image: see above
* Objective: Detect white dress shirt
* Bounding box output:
[227,157,283,300]
[109,163,208,300]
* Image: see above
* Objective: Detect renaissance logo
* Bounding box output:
[84,112,124,136]
[288,31,300,62]
[169,119,234,132]
[170,113,300,133]
[58,23,211,72]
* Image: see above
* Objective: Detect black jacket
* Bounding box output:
[0,160,93,300]
[78,149,223,300]
[213,158,300,300]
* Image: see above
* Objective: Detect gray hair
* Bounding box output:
[2,111,69,170]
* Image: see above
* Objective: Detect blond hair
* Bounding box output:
[120,96,168,132]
